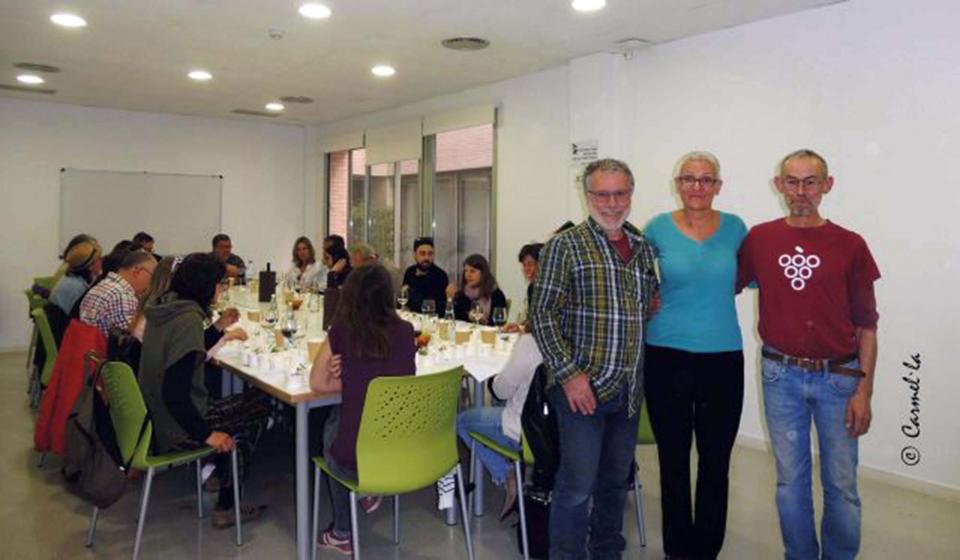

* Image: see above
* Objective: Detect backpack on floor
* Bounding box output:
[520,364,560,492]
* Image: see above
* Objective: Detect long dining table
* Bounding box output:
[213,312,516,560]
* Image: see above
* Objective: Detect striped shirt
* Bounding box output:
[79,272,139,337]
[530,217,658,416]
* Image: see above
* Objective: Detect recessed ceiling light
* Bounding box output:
[50,13,87,28]
[371,65,396,77]
[299,3,332,19]
[188,70,213,81]
[571,0,606,12]
[17,74,45,85]
[265,102,285,112]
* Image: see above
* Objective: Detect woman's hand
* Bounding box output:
[206,431,235,453]
[332,258,347,273]
[445,282,457,300]
[215,307,240,330]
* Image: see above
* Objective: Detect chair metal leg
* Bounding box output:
[349,491,360,560]
[26,325,37,371]
[132,467,155,560]
[392,495,400,544]
[37,452,46,468]
[195,460,203,519]
[514,461,529,560]
[232,447,242,546]
[468,441,476,514]
[455,464,475,560]
[311,467,320,560]
[85,505,99,547]
[633,471,646,547]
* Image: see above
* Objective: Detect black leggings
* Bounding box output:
[644,345,744,559]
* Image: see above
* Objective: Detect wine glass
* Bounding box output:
[398,285,409,311]
[468,300,485,327]
[491,307,507,330]
[281,311,298,348]
[422,298,436,317]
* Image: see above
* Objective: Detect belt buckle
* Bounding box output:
[797,357,819,372]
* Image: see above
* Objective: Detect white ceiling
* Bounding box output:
[0,0,842,125]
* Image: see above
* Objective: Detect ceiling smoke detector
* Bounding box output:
[280,95,314,104]
[14,62,61,73]
[613,38,653,60]
[441,37,490,51]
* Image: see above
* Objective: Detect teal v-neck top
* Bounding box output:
[643,211,747,353]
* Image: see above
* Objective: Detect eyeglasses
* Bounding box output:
[781,176,823,193]
[586,189,632,203]
[675,175,719,189]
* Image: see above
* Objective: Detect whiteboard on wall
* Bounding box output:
[60,168,222,256]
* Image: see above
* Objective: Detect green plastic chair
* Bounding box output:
[31,308,58,388]
[466,431,534,559]
[632,399,656,547]
[25,290,46,371]
[34,274,59,292]
[311,366,474,560]
[85,362,243,560]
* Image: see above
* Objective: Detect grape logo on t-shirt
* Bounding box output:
[777,245,821,291]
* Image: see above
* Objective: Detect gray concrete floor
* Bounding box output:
[3,351,958,559]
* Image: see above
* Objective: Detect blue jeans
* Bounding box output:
[457,406,519,485]
[762,349,862,560]
[548,384,638,560]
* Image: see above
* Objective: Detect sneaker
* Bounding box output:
[360,496,382,514]
[212,505,265,529]
[317,528,352,555]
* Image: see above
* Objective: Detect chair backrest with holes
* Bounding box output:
[99,361,153,470]
[355,366,464,494]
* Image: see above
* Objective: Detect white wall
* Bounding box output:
[574,0,958,491]
[0,98,312,350]
[315,66,573,309]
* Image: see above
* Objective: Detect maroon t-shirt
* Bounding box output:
[610,234,632,263]
[328,318,416,471]
[737,218,880,359]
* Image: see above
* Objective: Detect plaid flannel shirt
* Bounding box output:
[79,272,139,337]
[530,217,658,417]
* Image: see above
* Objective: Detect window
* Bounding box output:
[430,124,494,285]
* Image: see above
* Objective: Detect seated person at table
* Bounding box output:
[211,233,247,282]
[139,253,270,528]
[504,242,544,333]
[310,264,416,554]
[132,231,163,262]
[49,239,103,315]
[324,244,352,290]
[286,236,325,291]
[446,254,507,324]
[401,236,449,316]
[324,234,346,253]
[456,334,543,519]
[79,250,157,337]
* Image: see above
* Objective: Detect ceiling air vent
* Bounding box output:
[441,37,490,51]
[280,95,314,104]
[13,62,62,73]
[231,109,279,117]
[0,84,56,94]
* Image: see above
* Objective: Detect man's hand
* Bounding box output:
[846,390,872,437]
[648,292,662,317]
[446,282,458,300]
[215,307,240,330]
[561,372,597,415]
[206,431,235,453]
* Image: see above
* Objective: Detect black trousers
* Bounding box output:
[644,345,744,560]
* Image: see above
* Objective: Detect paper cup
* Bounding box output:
[480,327,497,346]
[307,339,324,363]
[455,328,472,345]
[247,309,262,322]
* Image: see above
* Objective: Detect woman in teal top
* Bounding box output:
[643,152,747,560]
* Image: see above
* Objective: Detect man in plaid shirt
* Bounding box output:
[531,158,658,559]
[80,250,157,337]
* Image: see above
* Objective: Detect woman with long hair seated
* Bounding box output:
[138,253,269,528]
[323,244,352,290]
[309,264,416,555]
[286,236,325,291]
[446,253,508,324]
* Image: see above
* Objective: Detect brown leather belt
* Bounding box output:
[761,348,865,378]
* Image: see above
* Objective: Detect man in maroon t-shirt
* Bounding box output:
[738,149,879,560]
